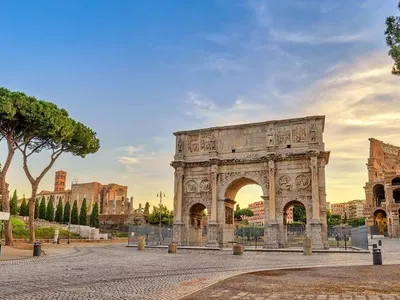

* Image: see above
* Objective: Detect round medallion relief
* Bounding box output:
[295,174,310,189]
[186,180,198,193]
[200,179,211,192]
[278,175,292,189]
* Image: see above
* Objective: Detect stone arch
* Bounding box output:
[393,187,400,204]
[219,173,268,201]
[187,202,208,246]
[372,184,385,207]
[373,209,388,235]
[392,177,400,186]
[281,200,309,247]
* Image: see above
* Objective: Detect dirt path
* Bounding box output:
[182,265,400,299]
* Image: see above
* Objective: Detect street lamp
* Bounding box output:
[68,178,79,244]
[157,191,165,245]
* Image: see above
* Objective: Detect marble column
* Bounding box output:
[173,167,184,245]
[210,165,218,222]
[174,167,184,222]
[265,160,278,249]
[207,164,219,247]
[310,155,323,249]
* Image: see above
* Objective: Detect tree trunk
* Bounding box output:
[0,137,15,246]
[28,184,39,243]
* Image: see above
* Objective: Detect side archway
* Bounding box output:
[373,184,385,207]
[187,203,208,246]
[281,199,309,247]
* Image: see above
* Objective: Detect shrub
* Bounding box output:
[55,198,63,223]
[39,196,46,220]
[63,202,71,224]
[46,196,55,222]
[71,200,79,225]
[79,198,87,226]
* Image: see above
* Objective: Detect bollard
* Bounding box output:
[303,237,312,255]
[57,237,60,245]
[378,240,382,247]
[168,242,177,253]
[0,241,2,256]
[233,243,244,255]
[137,236,145,250]
[373,247,382,265]
[33,242,41,257]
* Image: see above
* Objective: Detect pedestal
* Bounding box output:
[264,222,279,249]
[206,222,219,247]
[173,222,184,245]
[310,221,324,250]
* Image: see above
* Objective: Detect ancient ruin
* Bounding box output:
[364,138,400,237]
[171,116,330,249]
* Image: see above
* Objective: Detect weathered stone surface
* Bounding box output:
[364,138,400,238]
[171,116,330,248]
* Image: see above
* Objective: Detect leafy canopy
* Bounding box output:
[386,1,400,75]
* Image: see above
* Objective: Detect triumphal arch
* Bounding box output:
[171,116,330,249]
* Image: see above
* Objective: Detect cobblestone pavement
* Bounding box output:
[0,239,399,300]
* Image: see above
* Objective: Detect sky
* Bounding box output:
[0,0,399,210]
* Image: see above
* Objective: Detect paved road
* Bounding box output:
[0,239,399,300]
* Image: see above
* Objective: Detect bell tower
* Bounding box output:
[54,170,67,191]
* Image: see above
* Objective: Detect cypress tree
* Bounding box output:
[63,201,71,224]
[55,197,63,223]
[46,196,55,222]
[34,199,39,219]
[70,200,79,225]
[10,189,18,215]
[39,196,47,220]
[90,202,99,228]
[20,197,28,217]
[79,198,88,225]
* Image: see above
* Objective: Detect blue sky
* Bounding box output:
[1,0,399,209]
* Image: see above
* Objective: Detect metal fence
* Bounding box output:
[127,225,173,246]
[350,225,368,250]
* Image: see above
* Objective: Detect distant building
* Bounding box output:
[36,171,132,216]
[247,201,264,226]
[330,200,366,219]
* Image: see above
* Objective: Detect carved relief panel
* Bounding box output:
[225,206,233,224]
[177,136,184,154]
[200,132,216,151]
[276,125,291,145]
[188,134,199,153]
[292,124,306,143]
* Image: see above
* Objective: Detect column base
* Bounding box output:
[310,221,324,250]
[206,222,219,247]
[264,222,279,249]
[173,222,184,245]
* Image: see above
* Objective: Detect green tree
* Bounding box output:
[39,196,47,220]
[144,202,150,215]
[148,205,173,226]
[386,1,400,75]
[293,205,306,224]
[70,200,79,225]
[10,190,18,215]
[0,88,36,245]
[79,198,87,225]
[235,208,254,221]
[19,197,28,217]
[327,211,342,227]
[55,197,63,223]
[63,201,71,224]
[34,199,39,219]
[46,196,55,222]
[90,202,99,228]
[4,90,100,243]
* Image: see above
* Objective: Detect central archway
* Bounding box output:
[222,177,265,246]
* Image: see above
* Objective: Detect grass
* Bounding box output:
[1,217,80,240]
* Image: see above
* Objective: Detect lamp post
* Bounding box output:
[157,191,165,245]
[68,178,79,244]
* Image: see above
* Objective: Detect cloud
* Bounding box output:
[269,30,369,45]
